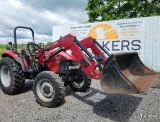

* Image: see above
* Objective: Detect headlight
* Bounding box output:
[65,65,80,70]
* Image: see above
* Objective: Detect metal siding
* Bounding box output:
[156,16,160,71]
[143,16,160,71]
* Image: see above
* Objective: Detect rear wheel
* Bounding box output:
[33,71,65,108]
[70,71,91,92]
[0,57,25,94]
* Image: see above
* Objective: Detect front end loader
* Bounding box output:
[0,26,158,108]
[80,37,158,95]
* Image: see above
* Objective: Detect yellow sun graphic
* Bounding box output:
[88,24,118,40]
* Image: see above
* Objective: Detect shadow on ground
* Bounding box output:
[21,80,33,93]
[66,87,142,122]
[20,80,143,122]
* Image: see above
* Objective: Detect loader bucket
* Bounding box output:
[101,52,158,94]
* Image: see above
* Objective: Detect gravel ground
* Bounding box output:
[0,79,160,122]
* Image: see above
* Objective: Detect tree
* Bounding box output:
[86,0,160,22]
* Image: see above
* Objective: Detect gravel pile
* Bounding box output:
[0,79,160,122]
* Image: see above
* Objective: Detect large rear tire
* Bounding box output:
[33,71,65,108]
[70,71,91,92]
[0,57,25,94]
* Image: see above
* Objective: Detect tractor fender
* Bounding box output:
[2,50,28,71]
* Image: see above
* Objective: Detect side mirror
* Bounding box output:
[8,42,12,45]
[8,41,12,46]
[6,42,13,50]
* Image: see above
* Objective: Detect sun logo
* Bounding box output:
[88,24,118,40]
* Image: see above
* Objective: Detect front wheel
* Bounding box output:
[33,71,65,108]
[70,71,91,92]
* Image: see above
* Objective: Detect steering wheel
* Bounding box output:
[27,42,44,57]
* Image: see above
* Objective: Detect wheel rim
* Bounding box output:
[0,65,11,87]
[36,79,55,102]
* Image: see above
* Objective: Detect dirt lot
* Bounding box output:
[0,79,160,122]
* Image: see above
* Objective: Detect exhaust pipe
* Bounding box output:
[101,52,158,94]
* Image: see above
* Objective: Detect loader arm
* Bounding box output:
[41,34,102,79]
[80,37,110,64]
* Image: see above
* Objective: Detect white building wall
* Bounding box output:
[52,16,160,71]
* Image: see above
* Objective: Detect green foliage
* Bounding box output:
[46,41,52,45]
[86,0,160,22]
[0,42,52,59]
[0,44,7,59]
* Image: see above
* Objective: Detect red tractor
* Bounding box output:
[0,26,158,107]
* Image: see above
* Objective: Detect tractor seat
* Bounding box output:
[22,45,32,55]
